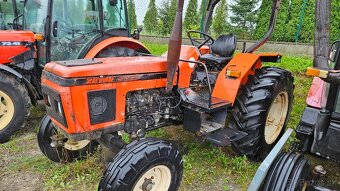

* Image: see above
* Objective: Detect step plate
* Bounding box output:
[205,128,248,147]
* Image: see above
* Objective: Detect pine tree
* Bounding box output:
[128,0,138,30]
[184,0,199,31]
[198,0,208,31]
[144,0,159,34]
[169,0,178,30]
[159,0,172,36]
[230,0,259,39]
[212,0,228,36]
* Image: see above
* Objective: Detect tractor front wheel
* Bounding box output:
[37,115,97,163]
[230,67,294,160]
[0,73,30,143]
[98,138,183,191]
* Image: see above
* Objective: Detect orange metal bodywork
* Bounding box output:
[84,37,150,58]
[0,30,35,64]
[42,44,280,136]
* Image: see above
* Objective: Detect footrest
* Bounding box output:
[205,128,247,147]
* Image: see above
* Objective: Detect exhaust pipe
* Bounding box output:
[246,0,281,53]
[314,0,331,69]
[166,0,184,92]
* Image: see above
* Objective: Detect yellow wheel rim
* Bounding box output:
[0,90,15,131]
[133,165,172,191]
[265,92,289,144]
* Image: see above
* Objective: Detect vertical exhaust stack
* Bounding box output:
[166,0,184,92]
[314,0,331,70]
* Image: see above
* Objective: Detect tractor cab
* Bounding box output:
[0,0,24,30]
[23,0,130,63]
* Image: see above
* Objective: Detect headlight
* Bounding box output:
[90,96,108,116]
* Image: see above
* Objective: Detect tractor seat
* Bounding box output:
[200,34,237,65]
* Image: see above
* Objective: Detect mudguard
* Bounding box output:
[84,37,150,58]
[0,64,38,105]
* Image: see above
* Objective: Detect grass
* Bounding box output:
[0,42,317,191]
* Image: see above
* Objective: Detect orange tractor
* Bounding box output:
[38,0,294,189]
[0,0,145,143]
[0,0,23,30]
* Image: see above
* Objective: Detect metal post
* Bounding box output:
[295,0,308,43]
[200,0,207,34]
[129,0,132,31]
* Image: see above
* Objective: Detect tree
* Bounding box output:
[158,0,172,36]
[128,0,138,30]
[230,0,259,39]
[184,0,199,31]
[198,0,208,31]
[212,0,228,36]
[144,0,159,34]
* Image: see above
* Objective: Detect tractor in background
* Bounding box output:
[0,0,23,30]
[0,0,145,143]
[38,0,295,190]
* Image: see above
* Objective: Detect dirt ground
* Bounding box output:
[1,107,340,191]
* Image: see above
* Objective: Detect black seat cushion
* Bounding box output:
[199,34,237,65]
[200,54,232,64]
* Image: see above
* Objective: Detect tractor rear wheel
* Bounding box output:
[262,152,311,191]
[98,138,183,191]
[0,73,30,143]
[37,115,97,163]
[229,67,294,160]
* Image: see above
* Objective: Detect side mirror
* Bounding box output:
[132,26,143,40]
[52,21,58,37]
[330,41,340,62]
[109,0,117,6]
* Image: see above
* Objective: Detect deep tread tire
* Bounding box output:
[99,138,183,191]
[95,46,138,58]
[262,152,311,191]
[37,115,97,163]
[230,67,294,160]
[0,73,30,143]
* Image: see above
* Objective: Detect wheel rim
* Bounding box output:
[50,125,90,151]
[133,165,172,191]
[64,140,90,151]
[265,91,289,144]
[0,90,15,131]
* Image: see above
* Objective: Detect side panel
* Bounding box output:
[0,31,35,64]
[84,37,150,58]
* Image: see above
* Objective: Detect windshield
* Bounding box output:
[0,0,20,30]
[24,0,48,33]
[102,0,127,30]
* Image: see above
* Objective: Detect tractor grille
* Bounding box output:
[87,89,116,125]
[42,86,67,128]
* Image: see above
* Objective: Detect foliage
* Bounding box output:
[184,0,199,32]
[128,0,138,30]
[230,0,259,39]
[158,0,177,36]
[255,0,340,43]
[212,0,229,36]
[143,0,159,34]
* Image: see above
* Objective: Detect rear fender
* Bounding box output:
[84,37,150,58]
[212,53,282,104]
[0,64,38,105]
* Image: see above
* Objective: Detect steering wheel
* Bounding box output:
[187,30,214,49]
[55,18,75,39]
